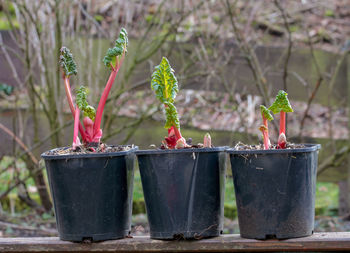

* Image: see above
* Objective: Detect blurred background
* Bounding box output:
[0,0,349,236]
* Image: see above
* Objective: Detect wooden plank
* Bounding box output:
[1,232,350,252]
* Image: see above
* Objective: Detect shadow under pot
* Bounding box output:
[227,144,321,240]
[136,147,227,240]
[41,145,138,242]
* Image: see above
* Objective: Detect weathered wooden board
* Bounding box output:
[1,232,350,252]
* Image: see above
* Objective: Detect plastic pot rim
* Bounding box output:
[226,143,320,155]
[41,145,138,160]
[135,146,229,155]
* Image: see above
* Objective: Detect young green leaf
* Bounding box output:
[260,105,273,120]
[115,28,128,53]
[103,28,128,67]
[59,47,77,77]
[269,90,293,114]
[164,101,180,129]
[151,57,178,104]
[76,86,96,120]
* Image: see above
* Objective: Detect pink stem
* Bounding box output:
[262,116,270,149]
[164,103,183,141]
[173,126,182,140]
[263,117,268,129]
[262,130,269,150]
[73,107,80,146]
[93,56,124,137]
[280,111,286,135]
[64,77,87,142]
[64,77,75,116]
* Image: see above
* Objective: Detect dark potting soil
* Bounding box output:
[233,141,306,151]
[44,144,135,156]
[152,137,210,150]
[158,144,207,149]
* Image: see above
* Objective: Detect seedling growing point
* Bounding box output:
[203,133,212,148]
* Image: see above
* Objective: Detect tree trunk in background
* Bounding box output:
[22,157,52,212]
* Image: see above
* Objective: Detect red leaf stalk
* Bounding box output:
[163,103,184,148]
[263,117,268,129]
[280,111,286,135]
[64,76,87,142]
[83,117,94,142]
[173,126,182,140]
[164,126,183,149]
[72,107,81,150]
[262,116,270,149]
[259,125,269,150]
[93,55,124,141]
[165,127,177,148]
[278,111,287,149]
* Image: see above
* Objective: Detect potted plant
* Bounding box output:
[136,57,227,240]
[227,90,320,239]
[41,28,137,242]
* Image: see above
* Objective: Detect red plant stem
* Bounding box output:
[262,130,269,150]
[73,107,80,145]
[173,126,182,140]
[280,111,286,135]
[263,117,268,130]
[64,76,87,141]
[93,56,124,136]
[262,116,270,149]
[64,77,75,115]
[163,104,183,141]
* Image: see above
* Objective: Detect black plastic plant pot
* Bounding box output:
[227,144,321,240]
[136,147,227,240]
[41,146,138,242]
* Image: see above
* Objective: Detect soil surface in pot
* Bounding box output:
[44,144,135,156]
[155,137,212,150]
[233,142,305,151]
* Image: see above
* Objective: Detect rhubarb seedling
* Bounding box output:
[269,90,293,149]
[151,57,187,149]
[259,125,269,150]
[260,105,273,149]
[59,28,128,150]
[60,47,87,147]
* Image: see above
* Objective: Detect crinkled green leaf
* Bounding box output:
[103,28,128,67]
[83,105,96,121]
[151,57,178,104]
[76,86,96,120]
[164,101,180,129]
[151,57,180,129]
[269,90,293,114]
[260,105,273,121]
[59,47,77,76]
